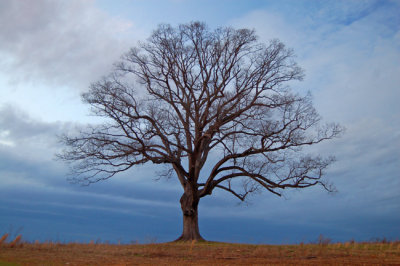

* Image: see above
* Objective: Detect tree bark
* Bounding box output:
[175,188,204,241]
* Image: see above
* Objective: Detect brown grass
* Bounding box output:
[8,235,23,248]
[0,235,399,265]
[0,233,8,245]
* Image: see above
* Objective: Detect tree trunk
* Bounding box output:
[175,189,205,241]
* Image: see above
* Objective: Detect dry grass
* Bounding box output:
[0,233,8,245]
[8,235,23,248]
[0,234,399,265]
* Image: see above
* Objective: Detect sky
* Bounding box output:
[0,0,399,244]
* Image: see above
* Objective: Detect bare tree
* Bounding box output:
[58,22,342,241]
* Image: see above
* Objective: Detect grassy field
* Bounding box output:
[1,234,400,265]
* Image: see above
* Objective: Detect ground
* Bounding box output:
[1,237,399,265]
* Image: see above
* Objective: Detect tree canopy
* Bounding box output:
[58,22,342,241]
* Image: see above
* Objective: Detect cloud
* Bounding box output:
[0,0,135,89]
[0,104,182,242]
[1,79,398,243]
[230,0,400,154]
[225,0,400,242]
[0,104,66,163]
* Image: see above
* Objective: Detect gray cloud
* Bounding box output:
[0,104,58,138]
[0,0,134,89]
[0,104,182,242]
[0,104,67,164]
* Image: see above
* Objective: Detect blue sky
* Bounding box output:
[0,0,399,244]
